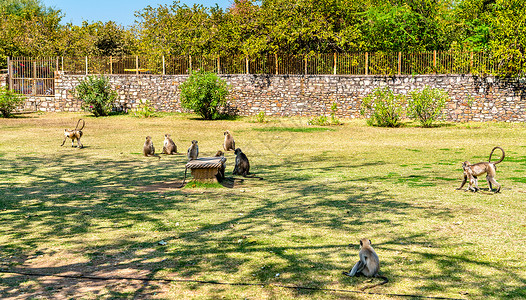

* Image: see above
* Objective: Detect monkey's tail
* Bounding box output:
[489,146,505,165]
[359,275,388,291]
[177,166,189,188]
[75,119,85,131]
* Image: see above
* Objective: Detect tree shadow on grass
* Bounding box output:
[0,154,523,299]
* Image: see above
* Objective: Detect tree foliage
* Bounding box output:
[1,0,526,75]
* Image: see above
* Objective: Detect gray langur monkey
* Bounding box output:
[162,134,177,155]
[233,148,250,176]
[343,238,388,291]
[457,146,504,193]
[61,119,85,148]
[187,140,199,161]
[215,150,224,157]
[223,130,235,151]
[143,136,160,159]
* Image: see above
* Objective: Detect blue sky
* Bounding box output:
[42,0,232,27]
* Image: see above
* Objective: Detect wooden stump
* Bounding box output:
[185,157,226,182]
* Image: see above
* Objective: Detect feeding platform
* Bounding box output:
[185,157,226,182]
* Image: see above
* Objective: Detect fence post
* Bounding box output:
[61,57,63,72]
[433,50,437,74]
[333,53,337,75]
[246,56,249,74]
[136,56,139,75]
[470,51,474,74]
[6,57,9,88]
[162,55,165,75]
[85,56,88,75]
[189,55,192,72]
[33,61,37,95]
[398,52,401,75]
[275,53,278,75]
[110,56,113,74]
[217,55,220,74]
[56,57,59,77]
[365,52,369,75]
[304,55,307,75]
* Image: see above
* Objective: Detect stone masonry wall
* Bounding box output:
[14,73,526,122]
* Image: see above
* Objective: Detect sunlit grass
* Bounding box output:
[0,112,525,299]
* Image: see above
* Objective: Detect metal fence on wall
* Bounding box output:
[8,51,504,96]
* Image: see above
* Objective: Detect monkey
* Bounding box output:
[143,136,159,159]
[187,140,199,161]
[223,130,235,151]
[232,148,250,177]
[61,119,85,148]
[457,146,504,193]
[162,134,177,155]
[215,150,224,157]
[343,238,388,291]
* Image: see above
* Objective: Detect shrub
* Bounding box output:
[329,103,341,125]
[76,75,117,117]
[307,115,330,126]
[135,99,155,118]
[0,87,25,117]
[408,86,449,127]
[308,103,341,126]
[179,70,229,120]
[360,87,404,127]
[255,111,266,123]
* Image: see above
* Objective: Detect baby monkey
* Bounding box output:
[343,238,388,291]
[61,119,85,148]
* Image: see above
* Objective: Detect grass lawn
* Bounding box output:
[0,112,525,299]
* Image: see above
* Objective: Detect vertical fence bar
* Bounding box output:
[189,55,192,72]
[275,53,278,75]
[470,51,474,73]
[333,53,337,75]
[85,56,88,75]
[32,61,37,95]
[365,52,369,75]
[162,55,165,75]
[110,56,113,74]
[245,56,249,74]
[433,50,437,74]
[135,56,139,75]
[398,52,401,75]
[7,57,11,89]
[304,55,307,75]
[61,57,63,72]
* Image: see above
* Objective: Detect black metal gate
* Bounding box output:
[8,57,57,96]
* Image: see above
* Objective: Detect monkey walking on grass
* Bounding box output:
[61,119,85,148]
[457,146,504,193]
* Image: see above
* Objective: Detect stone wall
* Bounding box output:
[13,73,526,122]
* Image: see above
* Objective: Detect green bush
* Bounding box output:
[76,75,118,117]
[179,70,229,120]
[135,99,155,118]
[0,87,25,117]
[408,86,449,127]
[360,87,404,127]
[307,115,330,126]
[255,111,266,123]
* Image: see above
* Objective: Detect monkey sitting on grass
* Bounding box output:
[343,238,388,291]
